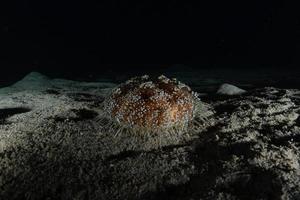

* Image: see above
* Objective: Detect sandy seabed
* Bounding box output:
[1,72,300,200]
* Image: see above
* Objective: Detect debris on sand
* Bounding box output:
[217,83,246,95]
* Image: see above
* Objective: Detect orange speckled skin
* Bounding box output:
[105,75,196,129]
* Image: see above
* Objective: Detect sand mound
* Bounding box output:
[1,72,300,199]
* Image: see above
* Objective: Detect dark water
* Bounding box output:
[1,65,300,93]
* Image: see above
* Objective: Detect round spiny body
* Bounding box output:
[104,75,199,133]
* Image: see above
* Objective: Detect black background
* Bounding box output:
[1,0,300,82]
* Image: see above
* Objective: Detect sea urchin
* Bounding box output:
[102,75,201,134]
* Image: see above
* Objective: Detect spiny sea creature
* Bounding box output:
[101,75,203,135]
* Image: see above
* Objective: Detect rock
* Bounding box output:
[217,83,246,95]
